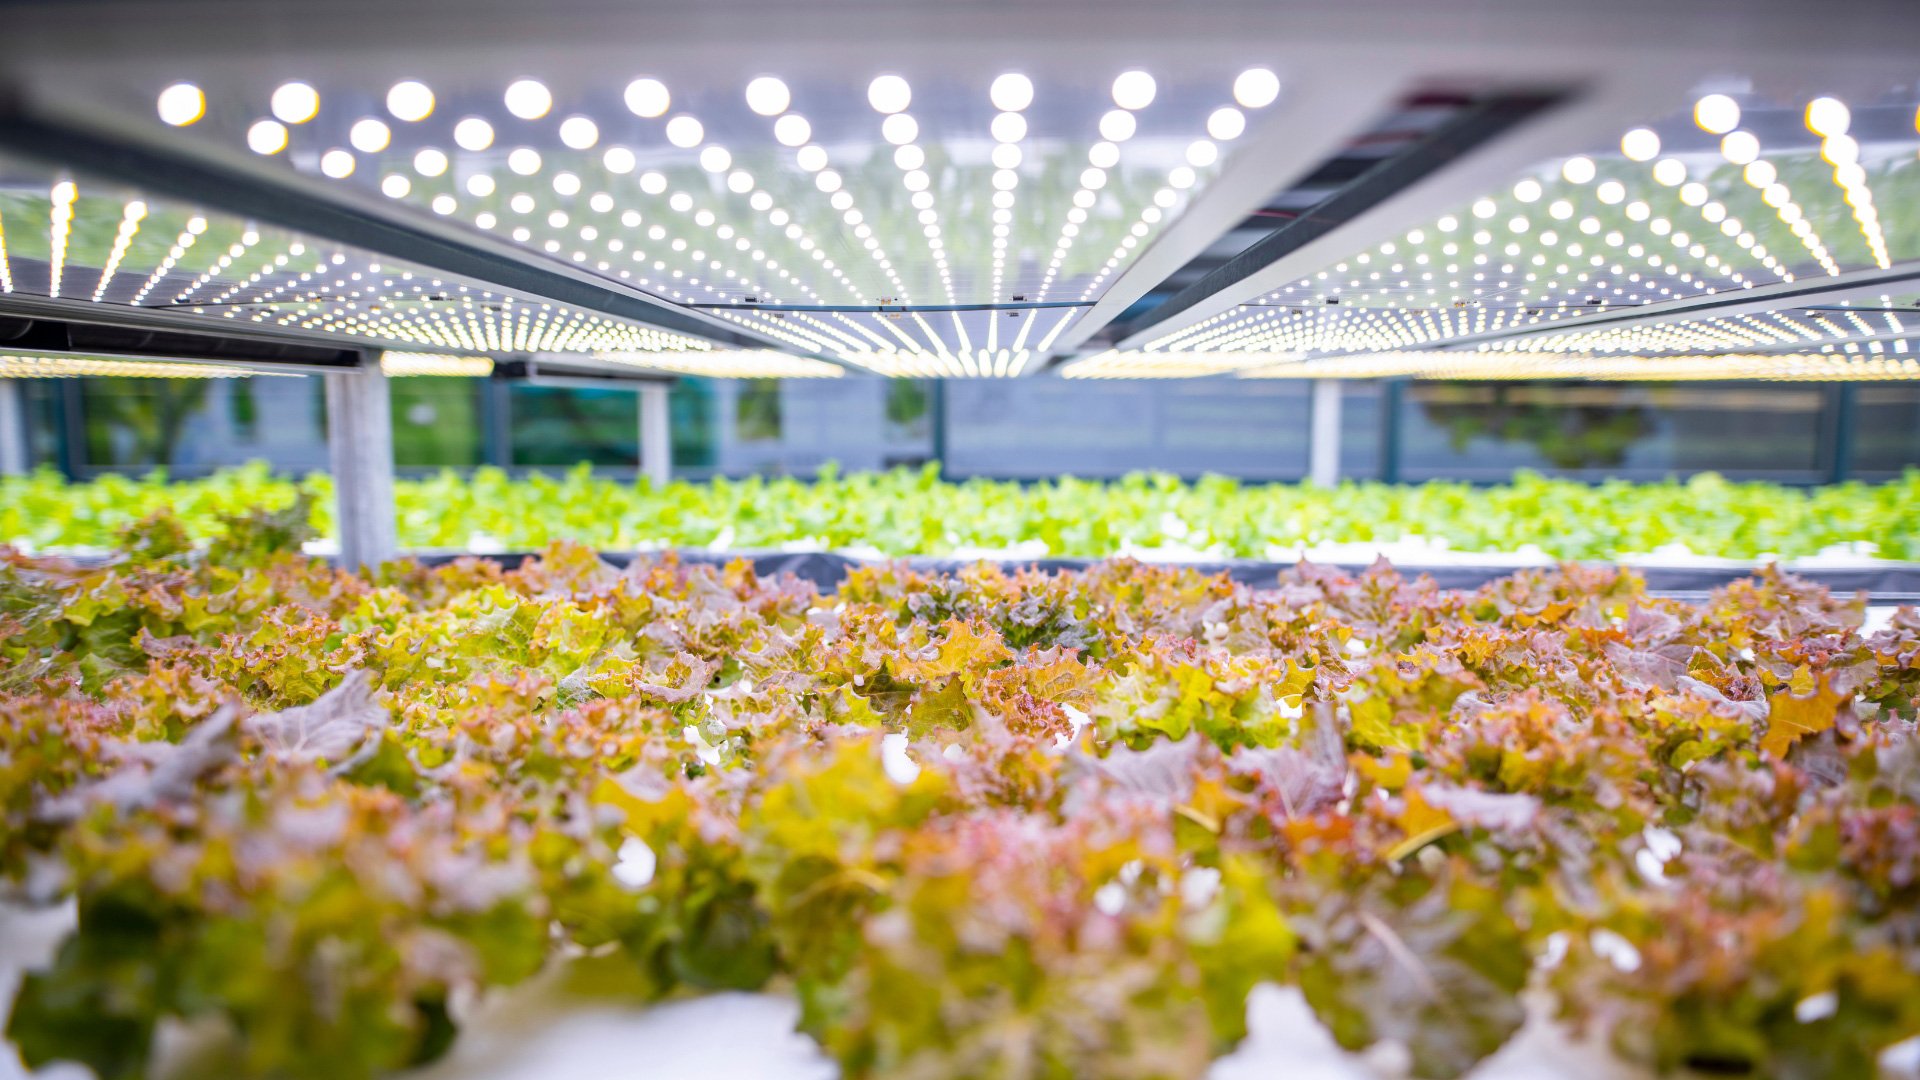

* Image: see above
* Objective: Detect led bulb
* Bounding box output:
[386,80,434,121]
[558,116,599,149]
[795,145,828,171]
[1099,109,1137,142]
[1719,130,1759,165]
[1560,156,1595,183]
[320,149,356,178]
[700,145,732,172]
[1088,141,1119,168]
[453,117,494,151]
[272,81,320,124]
[156,82,205,126]
[868,74,911,114]
[1804,96,1849,137]
[1693,93,1739,134]
[246,119,288,155]
[413,148,448,176]
[1207,106,1246,141]
[881,113,918,145]
[1620,127,1659,162]
[991,111,1027,143]
[508,147,542,175]
[349,117,391,153]
[504,79,553,120]
[774,114,811,147]
[625,77,670,118]
[603,146,636,173]
[1652,158,1686,186]
[1233,67,1280,109]
[1111,70,1156,110]
[665,115,704,148]
[989,72,1034,112]
[745,76,791,116]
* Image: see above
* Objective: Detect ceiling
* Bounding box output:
[0,0,1916,380]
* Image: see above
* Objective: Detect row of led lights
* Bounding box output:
[1234,350,1920,381]
[1162,305,1544,356]
[1492,303,1908,356]
[1136,90,1899,361]
[152,69,1281,361]
[595,349,845,379]
[27,178,719,354]
[190,75,898,312]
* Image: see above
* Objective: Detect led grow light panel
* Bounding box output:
[0,163,716,357]
[1485,294,1918,355]
[1237,350,1920,381]
[1123,84,1920,368]
[594,349,844,379]
[137,66,1284,362]
[0,350,300,379]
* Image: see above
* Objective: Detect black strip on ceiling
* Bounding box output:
[1105,89,1571,345]
[0,307,363,368]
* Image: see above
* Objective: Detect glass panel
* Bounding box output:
[508,385,637,468]
[1851,386,1920,478]
[75,376,328,474]
[1399,382,1826,481]
[944,379,1311,480]
[391,378,482,469]
[734,379,784,443]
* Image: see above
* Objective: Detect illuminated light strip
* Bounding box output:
[378,351,494,377]
[1488,301,1911,356]
[597,349,844,378]
[0,208,12,292]
[0,354,295,379]
[1235,350,1920,381]
[878,106,955,303]
[92,201,149,302]
[836,347,1031,378]
[1145,92,1908,358]
[1060,349,1288,379]
[131,215,207,304]
[47,180,76,298]
[1816,132,1891,271]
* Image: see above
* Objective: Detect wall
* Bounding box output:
[16,374,1920,484]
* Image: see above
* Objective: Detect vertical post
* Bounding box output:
[1308,378,1341,486]
[0,379,27,476]
[56,378,85,480]
[1379,378,1405,484]
[324,362,397,569]
[639,381,671,485]
[480,377,513,467]
[928,378,947,480]
[1825,383,1857,485]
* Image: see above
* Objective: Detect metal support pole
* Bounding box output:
[0,380,26,476]
[1379,378,1405,484]
[324,363,397,569]
[480,378,513,467]
[1826,383,1857,485]
[929,379,947,480]
[638,382,671,485]
[1308,378,1341,486]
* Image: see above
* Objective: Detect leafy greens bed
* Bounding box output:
[3,508,1920,1079]
[4,462,1918,561]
